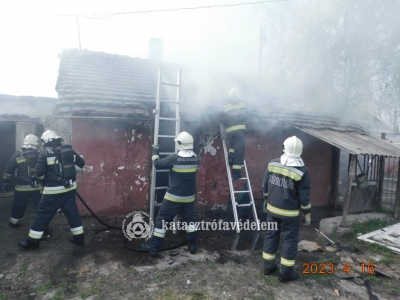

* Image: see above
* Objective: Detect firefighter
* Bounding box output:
[18,130,85,250]
[3,134,42,228]
[223,87,247,179]
[142,131,200,257]
[262,136,311,282]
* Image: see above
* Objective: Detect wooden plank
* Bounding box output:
[341,154,357,227]
[394,158,400,219]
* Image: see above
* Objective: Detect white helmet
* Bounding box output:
[41,130,63,144]
[283,136,303,157]
[23,134,39,149]
[228,87,241,99]
[175,131,193,150]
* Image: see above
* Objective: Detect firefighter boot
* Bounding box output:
[263,261,277,276]
[228,151,234,166]
[70,235,84,246]
[279,270,299,282]
[141,243,159,257]
[187,240,196,254]
[233,169,242,180]
[18,240,39,250]
[9,222,22,229]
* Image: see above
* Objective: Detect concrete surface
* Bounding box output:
[319,213,392,236]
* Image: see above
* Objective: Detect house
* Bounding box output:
[54,49,400,221]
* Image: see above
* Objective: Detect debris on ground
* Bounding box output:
[298,240,324,252]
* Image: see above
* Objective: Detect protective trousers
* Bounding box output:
[227,130,246,174]
[262,214,299,277]
[10,190,41,225]
[151,199,197,247]
[27,190,83,244]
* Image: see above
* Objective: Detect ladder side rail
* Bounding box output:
[172,71,181,234]
[243,160,260,231]
[150,67,163,228]
[220,124,241,233]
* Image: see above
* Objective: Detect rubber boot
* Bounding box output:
[70,235,84,246]
[264,261,277,276]
[9,222,22,229]
[141,243,159,257]
[228,152,234,166]
[187,240,196,254]
[233,170,242,180]
[279,270,299,282]
[18,240,39,250]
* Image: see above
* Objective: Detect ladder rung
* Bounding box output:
[156,169,170,172]
[160,100,179,104]
[155,186,168,190]
[233,190,250,193]
[159,117,178,121]
[159,152,174,155]
[162,82,179,87]
[236,203,253,207]
[158,135,176,138]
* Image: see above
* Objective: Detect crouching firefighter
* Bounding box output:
[18,130,85,250]
[142,131,200,257]
[262,136,311,282]
[222,87,247,179]
[3,134,42,228]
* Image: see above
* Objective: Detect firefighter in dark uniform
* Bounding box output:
[3,134,42,228]
[262,136,311,282]
[18,130,85,250]
[223,87,247,179]
[142,131,200,257]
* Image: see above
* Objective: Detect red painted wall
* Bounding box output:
[72,119,151,215]
[72,120,331,216]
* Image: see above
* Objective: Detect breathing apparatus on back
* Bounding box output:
[41,130,76,188]
[22,134,40,187]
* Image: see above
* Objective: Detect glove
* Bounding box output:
[262,193,268,213]
[3,183,12,193]
[304,213,311,226]
[152,145,159,156]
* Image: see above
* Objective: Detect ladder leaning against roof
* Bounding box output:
[149,67,181,233]
[220,123,260,234]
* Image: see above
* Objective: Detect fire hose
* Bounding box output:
[76,191,186,252]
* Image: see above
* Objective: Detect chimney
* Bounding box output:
[148,38,163,61]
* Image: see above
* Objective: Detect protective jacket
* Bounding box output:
[152,150,199,202]
[223,96,247,133]
[36,142,85,194]
[262,158,311,219]
[3,149,42,192]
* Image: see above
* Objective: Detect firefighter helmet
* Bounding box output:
[41,130,63,144]
[283,136,303,157]
[228,87,241,99]
[175,131,193,150]
[23,134,39,149]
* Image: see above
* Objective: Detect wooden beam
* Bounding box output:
[377,155,385,208]
[341,154,357,227]
[394,159,400,219]
[330,146,340,205]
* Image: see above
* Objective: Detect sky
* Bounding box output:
[0,0,281,98]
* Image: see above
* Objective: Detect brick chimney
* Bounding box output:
[149,38,163,61]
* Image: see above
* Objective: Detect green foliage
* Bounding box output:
[34,281,53,294]
[0,291,9,300]
[191,290,207,300]
[351,218,389,235]
[384,281,400,295]
[256,273,279,287]
[367,275,379,283]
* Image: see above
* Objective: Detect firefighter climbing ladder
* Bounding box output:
[149,67,181,233]
[220,124,260,234]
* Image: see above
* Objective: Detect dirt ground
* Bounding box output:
[0,194,399,300]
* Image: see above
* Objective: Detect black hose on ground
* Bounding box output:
[76,191,187,252]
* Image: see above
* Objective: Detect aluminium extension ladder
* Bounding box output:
[220,124,260,234]
[149,67,181,233]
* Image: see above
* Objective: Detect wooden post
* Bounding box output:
[394,159,400,219]
[341,154,356,227]
[377,133,386,209]
[330,146,340,205]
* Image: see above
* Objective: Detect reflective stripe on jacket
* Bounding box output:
[262,158,311,219]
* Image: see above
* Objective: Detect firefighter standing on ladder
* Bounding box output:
[262,136,311,282]
[222,87,247,179]
[3,134,43,229]
[142,131,200,257]
[18,130,85,250]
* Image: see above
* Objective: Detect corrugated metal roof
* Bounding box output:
[297,127,400,157]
